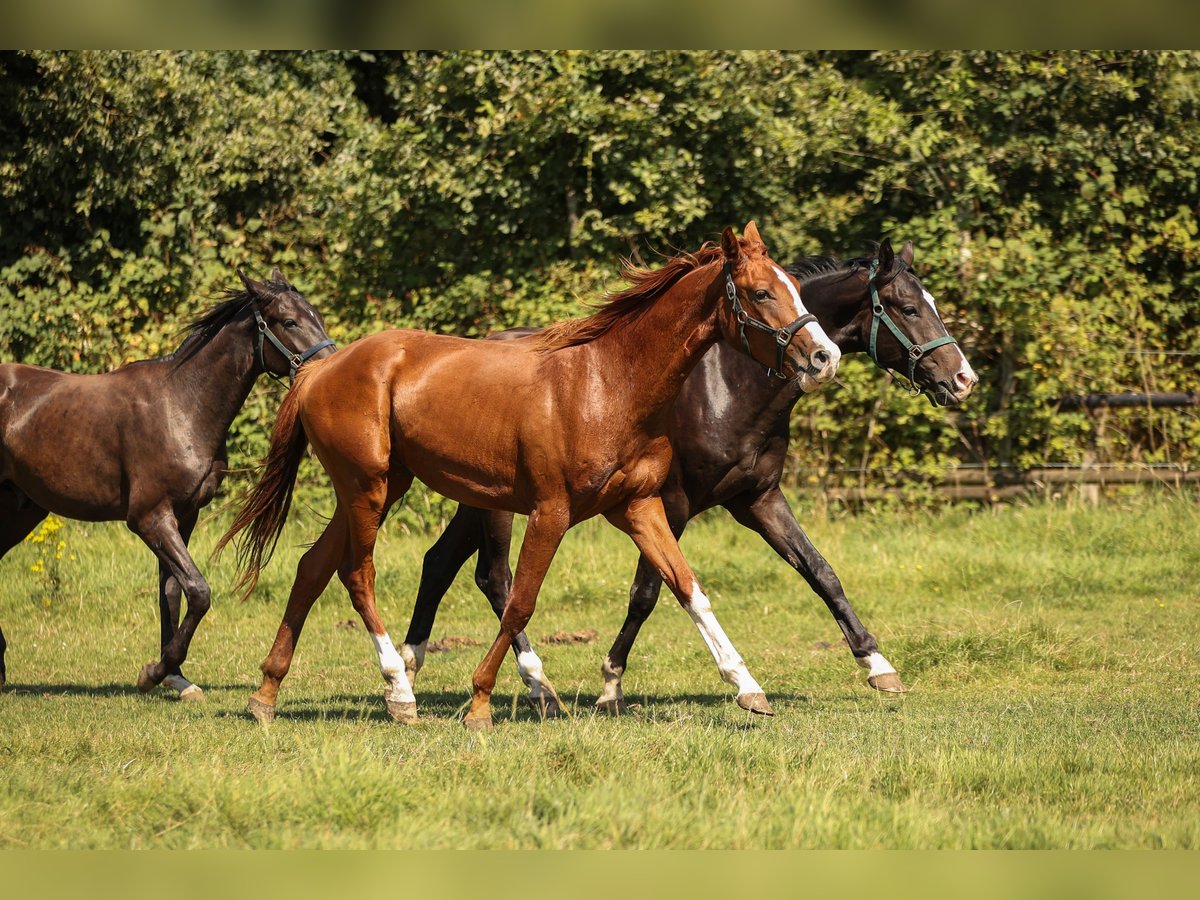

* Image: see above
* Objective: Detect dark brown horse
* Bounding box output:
[219,223,840,729]
[0,270,334,698]
[397,239,978,713]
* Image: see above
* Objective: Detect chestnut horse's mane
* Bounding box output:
[536,243,727,352]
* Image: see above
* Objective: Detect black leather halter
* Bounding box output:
[252,305,335,380]
[724,261,818,380]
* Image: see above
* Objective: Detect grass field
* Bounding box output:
[1,492,1198,849]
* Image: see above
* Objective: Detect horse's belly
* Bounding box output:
[403,439,526,513]
[3,429,126,520]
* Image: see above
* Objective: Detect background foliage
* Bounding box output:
[3,51,1198,513]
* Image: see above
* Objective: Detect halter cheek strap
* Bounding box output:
[724,261,818,380]
[866,259,958,392]
[253,305,336,380]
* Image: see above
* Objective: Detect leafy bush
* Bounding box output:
[3,51,1198,525]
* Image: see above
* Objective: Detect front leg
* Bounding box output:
[723,487,905,693]
[130,507,213,696]
[465,505,569,731]
[156,512,204,701]
[606,495,772,715]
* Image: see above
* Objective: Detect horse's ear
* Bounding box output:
[742,220,763,244]
[238,267,267,297]
[899,240,914,268]
[721,226,741,263]
[270,267,288,285]
[877,239,895,273]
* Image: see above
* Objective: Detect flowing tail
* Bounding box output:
[216,368,315,601]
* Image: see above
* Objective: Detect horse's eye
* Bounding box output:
[902,307,918,318]
[754,290,771,302]
[284,319,298,329]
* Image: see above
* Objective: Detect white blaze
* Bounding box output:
[922,287,976,386]
[770,265,840,368]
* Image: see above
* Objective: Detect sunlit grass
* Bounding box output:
[1,495,1197,848]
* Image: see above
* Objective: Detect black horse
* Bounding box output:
[0,269,334,699]
[396,240,978,713]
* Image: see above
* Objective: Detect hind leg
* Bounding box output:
[335,471,418,723]
[0,491,49,691]
[247,508,350,723]
[401,503,486,687]
[471,509,560,717]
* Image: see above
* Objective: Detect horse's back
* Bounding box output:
[295,329,556,512]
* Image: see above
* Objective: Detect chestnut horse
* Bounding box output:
[220,223,840,729]
[0,270,334,699]
[399,239,978,713]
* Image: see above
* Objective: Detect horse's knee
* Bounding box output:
[628,581,660,618]
[181,577,212,617]
[475,565,511,610]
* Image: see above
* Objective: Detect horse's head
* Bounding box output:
[719,221,840,391]
[858,240,977,406]
[237,268,336,379]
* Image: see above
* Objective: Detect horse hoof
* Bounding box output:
[386,700,418,724]
[136,663,161,694]
[247,696,276,725]
[463,713,493,732]
[594,697,627,716]
[736,692,775,716]
[868,672,908,693]
[178,684,205,703]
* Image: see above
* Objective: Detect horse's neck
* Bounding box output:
[804,271,869,355]
[168,316,260,448]
[590,266,722,424]
[701,343,806,438]
[699,272,870,438]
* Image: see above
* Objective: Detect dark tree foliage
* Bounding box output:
[3,51,1197,516]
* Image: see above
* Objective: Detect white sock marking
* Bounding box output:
[400,641,426,682]
[517,649,554,700]
[856,651,897,678]
[684,582,764,696]
[162,673,201,699]
[596,656,624,707]
[370,632,415,704]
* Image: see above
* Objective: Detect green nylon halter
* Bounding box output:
[866,259,959,391]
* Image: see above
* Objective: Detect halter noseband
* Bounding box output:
[724,261,818,380]
[866,259,958,395]
[252,305,336,380]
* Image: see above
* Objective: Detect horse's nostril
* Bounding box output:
[813,349,830,367]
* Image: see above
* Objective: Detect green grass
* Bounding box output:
[1,494,1198,848]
